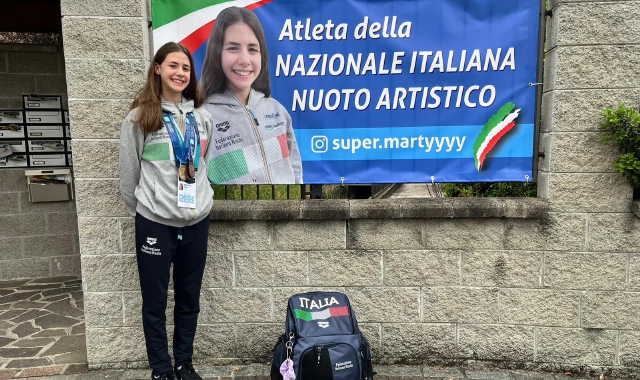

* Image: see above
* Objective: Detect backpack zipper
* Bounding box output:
[230,91,272,184]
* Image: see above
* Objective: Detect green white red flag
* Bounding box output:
[151,0,272,53]
[294,307,350,322]
[472,102,521,171]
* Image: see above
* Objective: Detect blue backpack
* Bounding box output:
[271,291,374,380]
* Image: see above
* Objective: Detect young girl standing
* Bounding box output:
[119,42,213,380]
[199,6,303,185]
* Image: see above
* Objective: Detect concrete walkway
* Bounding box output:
[1,363,613,380]
[389,183,444,198]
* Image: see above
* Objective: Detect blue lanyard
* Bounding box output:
[161,110,200,169]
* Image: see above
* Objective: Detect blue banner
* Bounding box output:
[156,0,542,184]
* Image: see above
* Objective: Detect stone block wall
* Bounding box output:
[0,169,79,280]
[59,0,151,368]
[0,43,79,281]
[0,43,68,109]
[61,0,640,377]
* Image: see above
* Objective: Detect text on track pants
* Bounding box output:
[135,213,210,375]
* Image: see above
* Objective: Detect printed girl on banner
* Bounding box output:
[199,6,303,185]
[119,42,215,380]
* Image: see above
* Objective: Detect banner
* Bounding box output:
[152,0,542,184]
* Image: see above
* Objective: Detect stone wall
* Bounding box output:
[0,43,68,109]
[61,0,640,377]
[0,43,78,281]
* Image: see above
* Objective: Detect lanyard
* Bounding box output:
[161,110,200,169]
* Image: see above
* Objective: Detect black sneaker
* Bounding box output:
[151,371,176,380]
[175,362,202,380]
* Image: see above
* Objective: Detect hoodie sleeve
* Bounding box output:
[119,109,145,216]
[283,108,303,184]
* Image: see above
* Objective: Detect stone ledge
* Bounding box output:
[210,197,547,221]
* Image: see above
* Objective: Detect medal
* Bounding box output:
[161,110,200,183]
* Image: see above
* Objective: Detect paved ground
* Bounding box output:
[389,183,444,198]
[0,363,613,380]
[0,276,87,377]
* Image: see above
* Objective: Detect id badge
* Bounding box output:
[178,179,196,209]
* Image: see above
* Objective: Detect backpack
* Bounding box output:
[270,291,374,380]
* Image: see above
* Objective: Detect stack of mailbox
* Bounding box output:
[0,94,71,168]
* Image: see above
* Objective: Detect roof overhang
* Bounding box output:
[0,0,62,34]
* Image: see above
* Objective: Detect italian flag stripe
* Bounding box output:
[152,0,271,53]
[152,0,232,30]
[472,102,520,171]
[277,133,290,159]
[294,307,350,322]
[478,121,516,170]
[179,20,216,53]
[209,149,250,183]
[330,306,349,317]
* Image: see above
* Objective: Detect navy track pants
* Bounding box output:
[135,213,210,375]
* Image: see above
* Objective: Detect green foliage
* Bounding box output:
[443,182,537,197]
[212,185,301,200]
[599,103,640,190]
[211,184,355,200]
[322,185,351,199]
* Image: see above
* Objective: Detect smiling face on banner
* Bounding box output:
[221,22,263,105]
[151,0,542,185]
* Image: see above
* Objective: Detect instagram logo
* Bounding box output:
[311,135,329,153]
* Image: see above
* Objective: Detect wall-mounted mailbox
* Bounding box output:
[0,95,71,170]
[25,110,63,124]
[23,95,62,109]
[25,168,73,202]
[0,154,27,167]
[27,125,64,138]
[1,140,26,153]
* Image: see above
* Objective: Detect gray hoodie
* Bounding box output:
[202,89,303,184]
[119,98,214,227]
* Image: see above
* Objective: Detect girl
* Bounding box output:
[199,6,303,185]
[119,42,213,380]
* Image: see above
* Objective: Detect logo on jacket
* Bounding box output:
[264,121,285,131]
[263,112,280,119]
[146,237,157,245]
[317,321,330,328]
[216,121,231,132]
